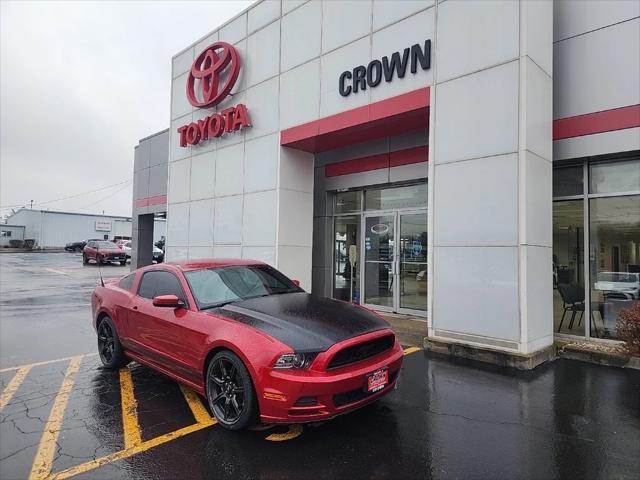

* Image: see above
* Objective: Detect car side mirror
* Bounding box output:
[291,279,300,287]
[153,295,184,308]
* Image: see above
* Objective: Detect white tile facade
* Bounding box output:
[429,0,554,354]
[164,0,638,356]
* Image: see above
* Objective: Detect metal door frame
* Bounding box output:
[360,208,428,316]
[361,211,398,313]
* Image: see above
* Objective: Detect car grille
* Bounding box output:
[327,334,395,369]
[333,370,398,407]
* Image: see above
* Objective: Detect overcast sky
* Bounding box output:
[1,0,252,219]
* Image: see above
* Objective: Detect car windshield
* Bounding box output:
[184,265,301,310]
[96,241,118,249]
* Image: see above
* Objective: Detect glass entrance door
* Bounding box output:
[363,215,396,311]
[362,211,427,315]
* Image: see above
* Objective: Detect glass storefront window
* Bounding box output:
[553,200,585,335]
[365,183,427,211]
[589,195,640,339]
[553,166,583,197]
[333,216,360,302]
[590,160,640,194]
[334,191,361,214]
[553,157,640,340]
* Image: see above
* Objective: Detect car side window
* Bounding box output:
[138,271,187,304]
[119,273,135,291]
[87,242,94,248]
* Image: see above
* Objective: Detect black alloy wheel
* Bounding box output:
[97,317,128,369]
[206,351,258,430]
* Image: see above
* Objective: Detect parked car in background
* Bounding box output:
[91,259,403,430]
[83,240,127,265]
[121,241,164,263]
[65,240,86,252]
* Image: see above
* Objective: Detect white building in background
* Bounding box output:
[5,209,166,248]
[130,0,640,366]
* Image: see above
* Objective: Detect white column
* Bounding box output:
[428,0,553,355]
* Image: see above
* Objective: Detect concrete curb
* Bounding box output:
[557,342,640,370]
[423,338,556,370]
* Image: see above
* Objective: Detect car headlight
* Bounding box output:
[273,352,317,370]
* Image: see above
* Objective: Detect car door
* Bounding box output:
[85,241,96,260]
[128,270,207,385]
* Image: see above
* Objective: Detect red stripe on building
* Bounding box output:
[281,88,430,153]
[135,195,167,208]
[390,145,428,167]
[553,104,640,140]
[325,145,428,177]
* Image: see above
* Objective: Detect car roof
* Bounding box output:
[165,258,266,272]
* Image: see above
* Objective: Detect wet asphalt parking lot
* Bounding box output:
[1,252,639,480]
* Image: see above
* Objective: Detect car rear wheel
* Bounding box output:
[120,260,126,266]
[97,317,129,369]
[206,351,258,430]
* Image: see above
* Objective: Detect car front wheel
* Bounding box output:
[206,351,258,430]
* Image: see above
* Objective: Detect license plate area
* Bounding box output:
[365,368,388,393]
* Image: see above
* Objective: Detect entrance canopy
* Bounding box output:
[280,87,430,153]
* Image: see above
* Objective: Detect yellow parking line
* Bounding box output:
[179,385,216,425]
[0,353,97,373]
[403,346,421,355]
[0,366,32,411]
[50,420,216,480]
[28,356,83,480]
[119,367,142,448]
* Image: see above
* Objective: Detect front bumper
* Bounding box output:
[258,341,404,424]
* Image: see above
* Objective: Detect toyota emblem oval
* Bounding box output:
[371,224,389,235]
[186,42,241,108]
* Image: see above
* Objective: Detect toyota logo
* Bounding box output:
[186,42,241,108]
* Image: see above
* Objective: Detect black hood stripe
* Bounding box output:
[210,292,389,352]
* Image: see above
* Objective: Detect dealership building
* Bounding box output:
[132,0,639,365]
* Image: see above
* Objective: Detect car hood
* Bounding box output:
[210,292,390,352]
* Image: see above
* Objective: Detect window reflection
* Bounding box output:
[365,184,427,210]
[334,191,361,214]
[590,160,640,194]
[589,195,640,338]
[334,216,360,303]
[553,200,585,334]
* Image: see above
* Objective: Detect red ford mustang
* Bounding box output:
[91,259,404,430]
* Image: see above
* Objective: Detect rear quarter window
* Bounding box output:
[119,273,135,291]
